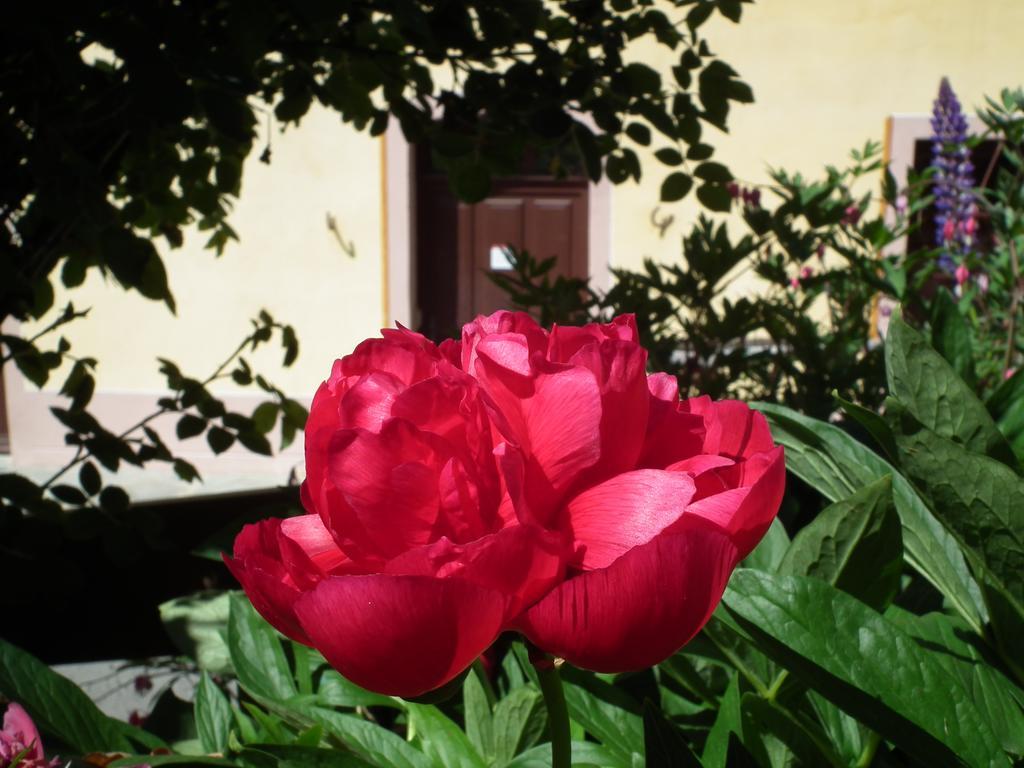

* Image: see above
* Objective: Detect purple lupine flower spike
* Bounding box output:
[931,77,976,272]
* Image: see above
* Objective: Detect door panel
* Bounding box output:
[458,183,587,325]
[469,196,526,324]
[415,164,589,340]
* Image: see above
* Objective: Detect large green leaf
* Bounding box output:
[239,743,373,768]
[740,694,843,768]
[805,691,864,767]
[929,286,976,386]
[316,670,396,710]
[227,593,298,702]
[195,672,233,755]
[407,703,485,768]
[111,757,235,767]
[723,569,1004,768]
[755,402,985,632]
[462,668,494,761]
[561,670,643,762]
[700,675,741,768]
[893,420,1024,667]
[159,591,232,675]
[503,740,626,768]
[740,517,789,572]
[642,700,703,768]
[304,707,431,768]
[887,607,1024,758]
[885,313,1017,468]
[778,475,902,610]
[986,368,1024,461]
[492,687,546,764]
[0,637,134,754]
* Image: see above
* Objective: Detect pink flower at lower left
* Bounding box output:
[0,703,60,768]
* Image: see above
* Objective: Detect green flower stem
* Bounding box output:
[532,651,571,768]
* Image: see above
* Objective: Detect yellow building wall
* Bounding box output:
[611,0,1024,273]
[23,105,384,397]
[20,0,1024,399]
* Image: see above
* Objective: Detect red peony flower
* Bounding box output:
[228,313,784,696]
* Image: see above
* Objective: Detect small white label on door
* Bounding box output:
[489,244,515,271]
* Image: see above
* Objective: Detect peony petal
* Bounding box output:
[640,374,705,468]
[476,333,533,377]
[294,574,507,697]
[302,373,348,517]
[568,340,650,484]
[326,420,447,559]
[226,521,310,644]
[279,514,354,583]
[384,524,567,618]
[546,315,638,362]
[476,356,603,524]
[516,524,737,672]
[338,372,405,431]
[461,311,549,376]
[342,334,439,387]
[565,469,696,570]
[681,447,785,558]
[685,398,775,459]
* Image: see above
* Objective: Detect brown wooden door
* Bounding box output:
[417,171,588,341]
[459,181,588,324]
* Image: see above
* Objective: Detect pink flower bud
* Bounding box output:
[895,194,908,214]
[789,276,800,289]
[943,219,956,241]
[955,264,970,286]
[800,266,813,279]
[964,217,978,236]
[1005,368,1017,381]
[816,243,826,259]
[727,182,741,199]
[977,272,989,293]
[842,205,861,225]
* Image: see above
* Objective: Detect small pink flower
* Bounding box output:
[789,276,800,289]
[800,266,814,280]
[134,674,153,694]
[955,264,970,286]
[1,703,60,768]
[842,205,861,225]
[977,272,989,293]
[816,243,826,259]
[894,194,908,214]
[964,217,978,236]
[942,219,956,241]
[1005,368,1017,381]
[727,182,741,199]
[128,710,147,727]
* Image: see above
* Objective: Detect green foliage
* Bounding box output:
[1,1,752,323]
[0,312,309,641]
[495,141,898,421]
[16,328,1024,763]
[0,637,150,755]
[724,570,1003,768]
[6,7,1024,768]
[777,475,902,611]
